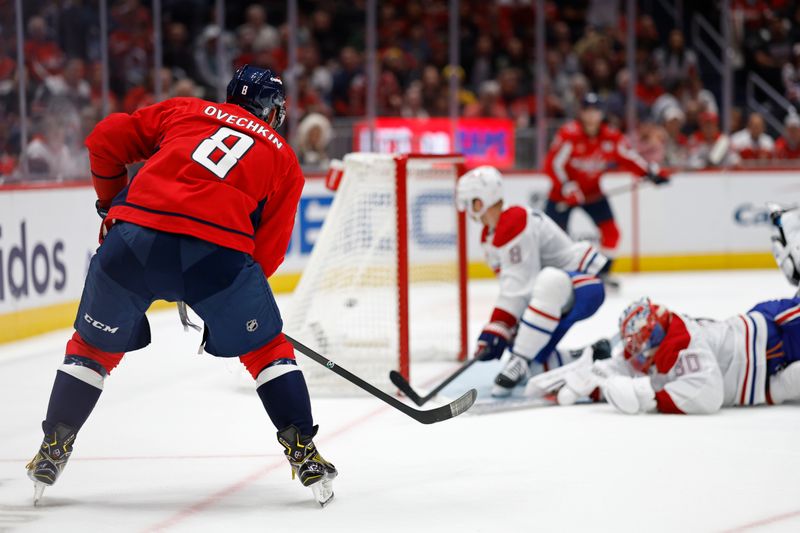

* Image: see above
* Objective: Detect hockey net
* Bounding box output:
[285,153,468,395]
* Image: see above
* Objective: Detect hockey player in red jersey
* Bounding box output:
[25,66,337,506]
[456,166,608,397]
[543,93,669,278]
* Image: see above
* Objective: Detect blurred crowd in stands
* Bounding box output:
[2,0,800,181]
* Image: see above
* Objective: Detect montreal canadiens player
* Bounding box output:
[25,66,337,506]
[543,93,669,277]
[526,204,800,413]
[456,166,608,397]
[528,295,800,414]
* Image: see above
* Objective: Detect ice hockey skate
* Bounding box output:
[277,425,338,507]
[26,423,76,506]
[492,354,532,397]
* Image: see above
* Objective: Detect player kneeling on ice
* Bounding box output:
[25,65,337,507]
[456,166,608,397]
[526,296,800,414]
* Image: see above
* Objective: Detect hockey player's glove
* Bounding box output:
[475,321,513,361]
[95,199,113,244]
[561,181,585,207]
[645,164,670,186]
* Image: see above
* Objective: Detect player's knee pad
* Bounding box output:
[531,267,574,315]
[240,333,296,379]
[64,331,124,381]
[597,220,620,252]
[513,269,574,360]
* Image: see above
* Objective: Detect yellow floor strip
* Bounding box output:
[0,252,776,345]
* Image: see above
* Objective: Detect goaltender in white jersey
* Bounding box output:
[456,166,608,397]
[526,207,800,414]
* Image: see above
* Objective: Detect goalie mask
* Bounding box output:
[619,297,667,373]
[456,166,503,221]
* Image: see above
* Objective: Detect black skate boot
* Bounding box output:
[277,425,337,507]
[492,354,532,397]
[26,423,76,505]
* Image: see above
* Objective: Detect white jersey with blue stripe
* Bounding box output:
[693,312,768,408]
[480,205,608,320]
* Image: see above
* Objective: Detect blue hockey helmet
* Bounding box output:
[226,65,286,128]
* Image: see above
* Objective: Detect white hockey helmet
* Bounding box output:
[456,166,503,221]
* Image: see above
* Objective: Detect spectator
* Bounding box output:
[193,25,236,94]
[238,4,280,53]
[654,29,699,86]
[662,106,689,168]
[298,45,333,105]
[24,16,65,82]
[163,23,197,81]
[730,112,775,161]
[332,47,363,116]
[23,117,86,180]
[682,75,718,115]
[775,112,800,159]
[651,79,685,123]
[469,35,496,92]
[294,112,332,170]
[34,58,91,111]
[636,68,665,107]
[636,121,667,164]
[463,80,506,119]
[401,81,430,118]
[563,72,590,119]
[782,44,800,105]
[171,78,199,98]
[687,111,736,168]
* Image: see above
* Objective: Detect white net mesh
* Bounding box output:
[285,153,464,395]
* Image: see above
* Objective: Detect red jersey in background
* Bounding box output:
[543,120,649,203]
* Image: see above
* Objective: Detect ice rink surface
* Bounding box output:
[1,270,799,532]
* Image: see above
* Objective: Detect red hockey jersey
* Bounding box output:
[543,121,649,203]
[85,97,304,278]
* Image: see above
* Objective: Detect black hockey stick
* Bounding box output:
[389,358,479,407]
[286,335,477,424]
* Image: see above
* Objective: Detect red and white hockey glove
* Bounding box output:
[560,181,585,207]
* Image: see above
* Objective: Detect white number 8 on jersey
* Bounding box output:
[191,126,255,179]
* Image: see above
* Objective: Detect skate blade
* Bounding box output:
[312,478,335,508]
[32,482,46,506]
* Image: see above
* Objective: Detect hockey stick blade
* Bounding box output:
[389,370,425,405]
[389,357,479,407]
[286,335,477,424]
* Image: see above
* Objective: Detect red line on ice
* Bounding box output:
[143,402,389,532]
[721,508,800,532]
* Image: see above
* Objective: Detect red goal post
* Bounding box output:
[395,153,469,379]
